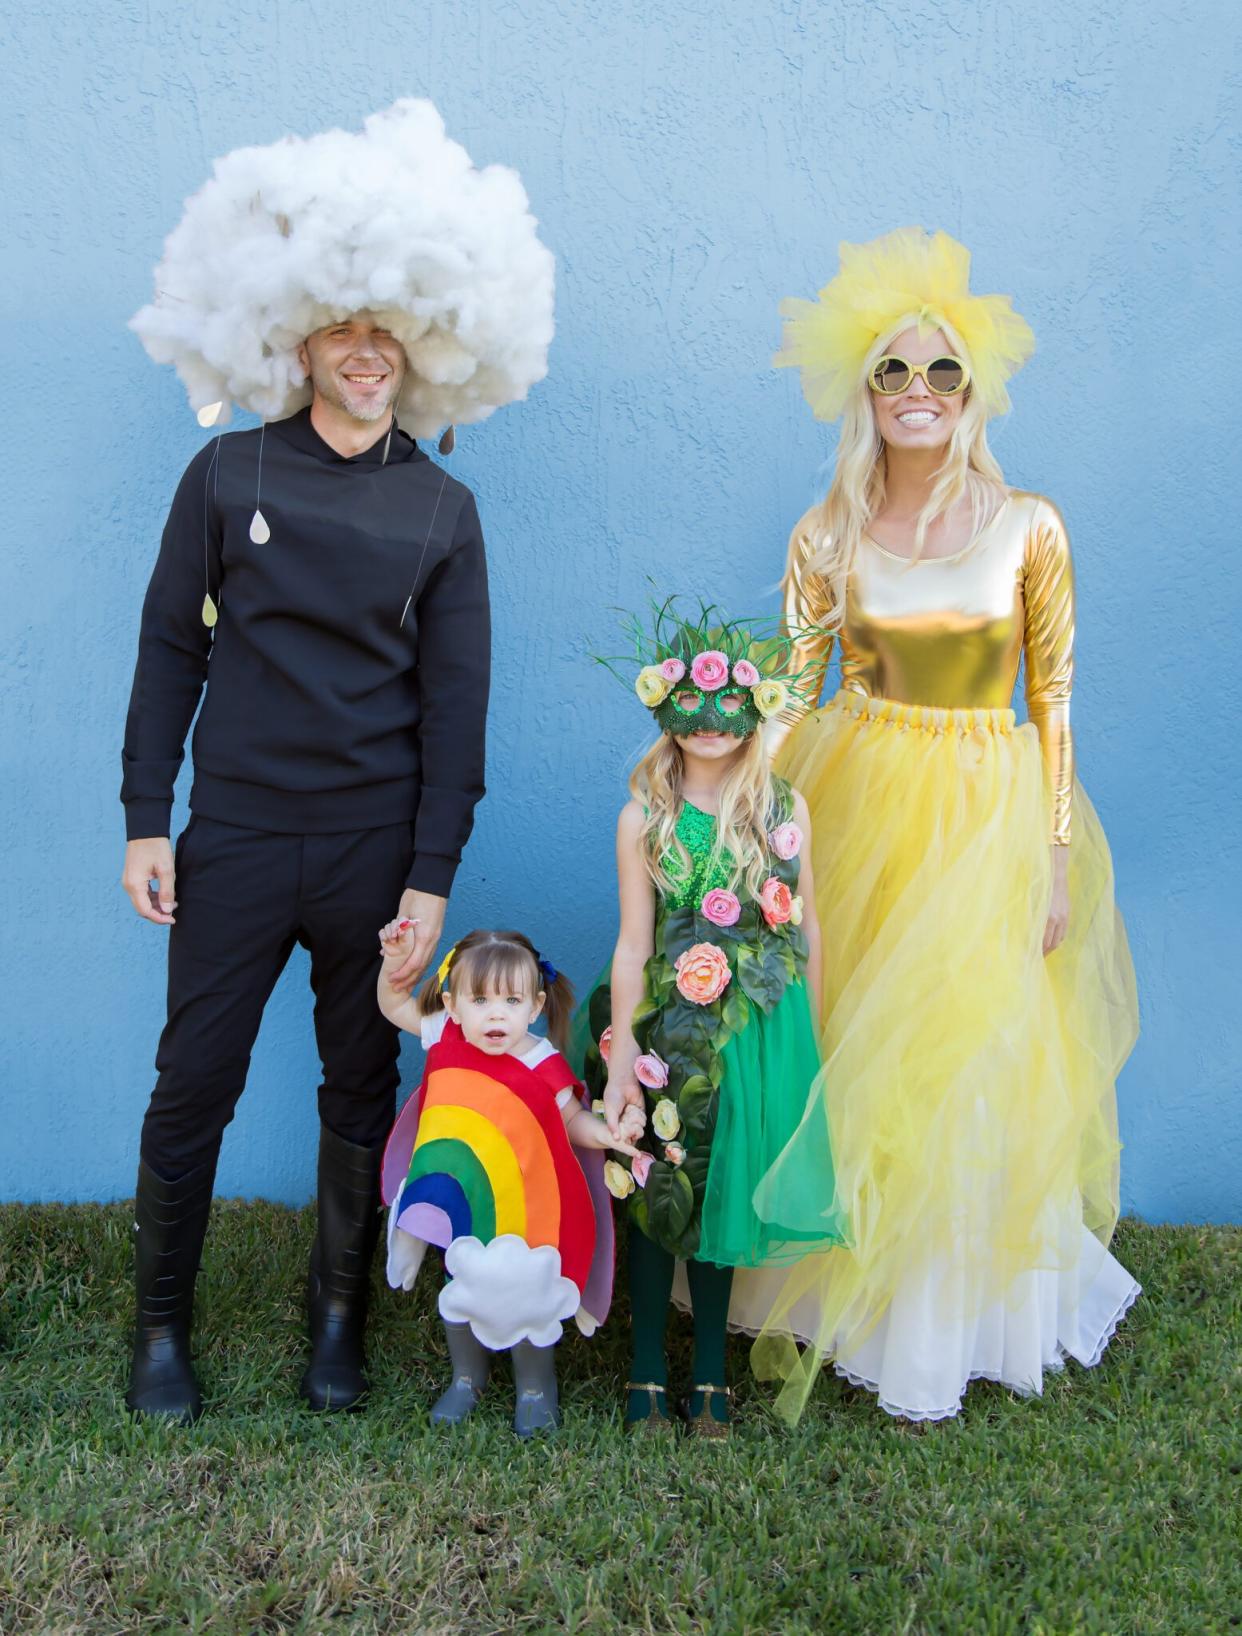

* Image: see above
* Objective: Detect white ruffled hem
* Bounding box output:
[673,1222,1140,1421]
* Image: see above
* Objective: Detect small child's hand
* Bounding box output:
[378,916,418,959]
[569,1107,640,1159]
[617,1104,646,1144]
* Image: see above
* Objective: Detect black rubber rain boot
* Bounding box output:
[125,1156,218,1424]
[510,1339,560,1438]
[299,1126,383,1412]
[429,1321,492,1425]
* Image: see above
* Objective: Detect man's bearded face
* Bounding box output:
[300,315,408,424]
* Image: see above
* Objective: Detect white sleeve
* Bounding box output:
[556,1087,575,1110]
[419,1010,448,1048]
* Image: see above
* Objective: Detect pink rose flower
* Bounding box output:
[634,1051,670,1090]
[674,942,732,1005]
[689,650,729,691]
[660,657,687,683]
[700,888,741,927]
[598,1026,612,1064]
[768,822,803,861]
[760,877,794,927]
[732,659,760,687]
[631,1152,654,1188]
[664,1142,686,1167]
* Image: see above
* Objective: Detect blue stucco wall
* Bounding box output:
[3,1,1238,1219]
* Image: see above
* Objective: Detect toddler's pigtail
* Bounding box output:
[416,969,448,1019]
[538,965,577,1054]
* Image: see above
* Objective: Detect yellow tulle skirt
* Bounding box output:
[750,691,1139,1422]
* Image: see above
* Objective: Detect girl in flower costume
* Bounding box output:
[584,601,848,1436]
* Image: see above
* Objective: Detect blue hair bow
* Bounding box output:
[538,956,559,986]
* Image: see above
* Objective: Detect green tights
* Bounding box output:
[626,1227,733,1424]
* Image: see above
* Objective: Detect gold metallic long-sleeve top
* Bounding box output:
[783,490,1075,844]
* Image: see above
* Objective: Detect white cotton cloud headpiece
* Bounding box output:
[130,99,555,437]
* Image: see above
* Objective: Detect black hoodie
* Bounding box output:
[121,408,490,896]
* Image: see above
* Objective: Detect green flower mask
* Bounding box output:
[603,597,812,739]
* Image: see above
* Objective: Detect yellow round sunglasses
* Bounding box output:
[869,354,971,396]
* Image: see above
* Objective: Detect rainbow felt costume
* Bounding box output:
[381,1015,613,1349]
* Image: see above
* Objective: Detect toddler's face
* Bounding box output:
[446,982,545,1056]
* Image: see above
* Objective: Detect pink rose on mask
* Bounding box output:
[760,877,794,927]
[700,888,741,927]
[660,657,687,683]
[674,942,732,1004]
[768,822,803,861]
[732,659,760,687]
[631,1151,654,1188]
[598,1026,612,1064]
[634,1051,669,1090]
[689,650,729,691]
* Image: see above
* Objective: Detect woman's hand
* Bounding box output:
[1043,847,1070,955]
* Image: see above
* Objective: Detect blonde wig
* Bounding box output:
[792,318,1010,623]
[629,731,776,904]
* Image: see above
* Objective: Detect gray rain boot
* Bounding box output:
[511,1339,560,1438]
[430,1322,491,1425]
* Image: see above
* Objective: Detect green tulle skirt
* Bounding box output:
[572,971,846,1269]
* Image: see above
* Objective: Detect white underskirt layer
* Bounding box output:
[672,1224,1139,1422]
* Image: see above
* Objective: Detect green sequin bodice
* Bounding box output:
[663,801,734,908]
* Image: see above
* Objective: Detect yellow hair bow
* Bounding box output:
[436,945,457,989]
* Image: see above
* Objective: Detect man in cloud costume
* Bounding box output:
[120,100,553,1423]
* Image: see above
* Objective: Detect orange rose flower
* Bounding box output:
[674,941,732,1005]
[760,877,794,927]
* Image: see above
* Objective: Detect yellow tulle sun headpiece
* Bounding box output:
[775,227,1036,422]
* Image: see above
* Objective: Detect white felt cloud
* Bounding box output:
[131,99,554,437]
[439,1234,579,1351]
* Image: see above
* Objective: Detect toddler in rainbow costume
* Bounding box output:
[377,926,641,1435]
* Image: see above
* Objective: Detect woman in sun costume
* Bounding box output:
[750,228,1140,1423]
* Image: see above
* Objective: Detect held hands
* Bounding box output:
[385,889,447,992]
[572,1109,642,1160]
[122,837,177,926]
[602,1073,645,1141]
[378,916,417,960]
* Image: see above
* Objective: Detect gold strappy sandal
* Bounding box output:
[684,1383,732,1439]
[625,1380,676,1437]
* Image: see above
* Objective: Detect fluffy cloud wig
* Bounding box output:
[131,99,555,436]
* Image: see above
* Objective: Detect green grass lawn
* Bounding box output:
[1,1207,1238,1636]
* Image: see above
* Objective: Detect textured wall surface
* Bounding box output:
[3,0,1238,1218]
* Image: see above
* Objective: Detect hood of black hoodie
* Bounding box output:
[269,405,428,469]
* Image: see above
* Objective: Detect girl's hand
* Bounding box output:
[378,916,418,959]
[603,1074,644,1140]
[568,1108,640,1158]
[1043,848,1070,955]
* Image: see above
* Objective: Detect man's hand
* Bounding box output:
[385,889,447,992]
[122,837,177,926]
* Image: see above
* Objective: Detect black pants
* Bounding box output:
[141,816,414,1177]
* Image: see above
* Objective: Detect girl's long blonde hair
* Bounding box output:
[795,317,1008,627]
[630,731,776,903]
